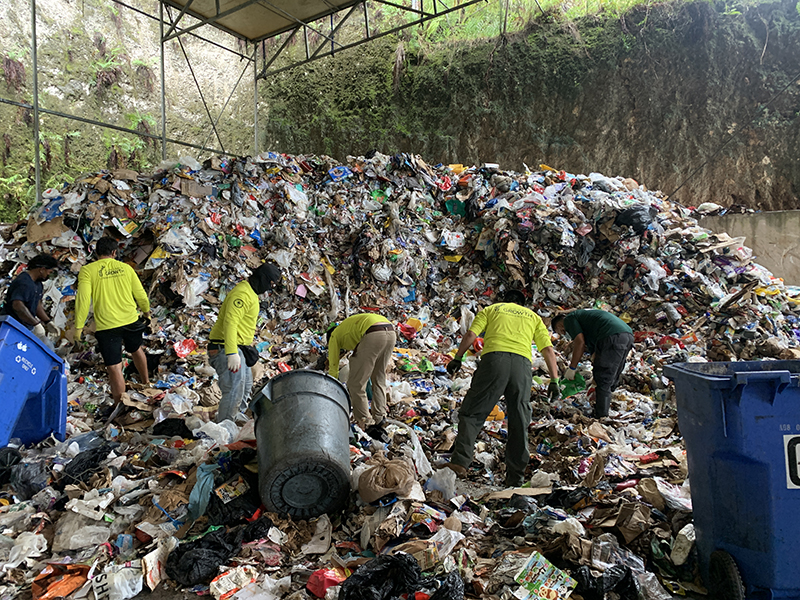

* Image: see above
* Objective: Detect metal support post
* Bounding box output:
[30,0,41,203]
[159,1,167,160]
[253,46,259,155]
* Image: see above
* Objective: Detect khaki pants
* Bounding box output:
[347,329,396,428]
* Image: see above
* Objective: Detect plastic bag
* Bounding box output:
[614,204,657,234]
[187,463,220,522]
[10,460,50,500]
[4,531,47,569]
[424,468,456,500]
[193,420,239,446]
[52,513,110,551]
[339,554,464,600]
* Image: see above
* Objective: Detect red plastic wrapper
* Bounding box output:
[278,362,292,373]
[174,338,197,358]
[472,337,484,352]
[398,323,418,340]
[615,479,640,492]
[639,452,660,464]
[306,568,348,598]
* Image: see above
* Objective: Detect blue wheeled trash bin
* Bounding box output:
[0,316,68,447]
[664,361,800,600]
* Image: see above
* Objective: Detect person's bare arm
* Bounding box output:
[569,333,586,368]
[454,331,478,360]
[12,300,39,326]
[36,301,50,323]
[541,346,559,380]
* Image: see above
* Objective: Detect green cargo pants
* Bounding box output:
[450,351,533,486]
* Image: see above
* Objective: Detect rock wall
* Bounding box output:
[261,0,800,210]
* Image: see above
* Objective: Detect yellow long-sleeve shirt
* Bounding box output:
[75,258,150,332]
[469,302,552,361]
[209,281,259,355]
[327,313,390,378]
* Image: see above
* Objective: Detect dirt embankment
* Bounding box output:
[262,0,800,210]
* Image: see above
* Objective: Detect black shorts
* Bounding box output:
[95,323,144,366]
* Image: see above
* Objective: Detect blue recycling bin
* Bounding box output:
[0,316,67,447]
[664,361,800,599]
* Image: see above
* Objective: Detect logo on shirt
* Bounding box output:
[98,263,126,279]
[233,298,244,309]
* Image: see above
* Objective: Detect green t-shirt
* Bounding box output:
[563,309,632,353]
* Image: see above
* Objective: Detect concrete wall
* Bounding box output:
[700,211,800,285]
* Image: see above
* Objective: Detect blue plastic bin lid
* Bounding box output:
[664,361,800,390]
[0,316,65,370]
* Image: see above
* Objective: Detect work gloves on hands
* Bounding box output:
[548,379,562,401]
[564,367,577,381]
[446,357,462,377]
[227,353,241,373]
[44,321,59,336]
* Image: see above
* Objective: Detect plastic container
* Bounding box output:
[0,316,67,447]
[664,361,800,599]
[252,370,351,519]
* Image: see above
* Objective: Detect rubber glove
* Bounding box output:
[227,353,241,373]
[564,367,577,381]
[446,357,462,376]
[547,379,561,401]
[45,321,59,336]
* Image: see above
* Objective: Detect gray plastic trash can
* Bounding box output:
[252,370,351,519]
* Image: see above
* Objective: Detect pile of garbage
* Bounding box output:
[0,150,796,600]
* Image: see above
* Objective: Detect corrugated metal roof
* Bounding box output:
[161,0,361,42]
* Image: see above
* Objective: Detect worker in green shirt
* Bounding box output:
[551,309,634,418]
[208,262,281,423]
[326,313,396,437]
[74,237,151,402]
[445,290,560,487]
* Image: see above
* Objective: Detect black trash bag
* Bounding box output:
[507,494,538,512]
[465,192,481,222]
[152,418,194,439]
[573,565,638,600]
[429,570,465,600]
[60,444,113,486]
[339,554,464,600]
[339,554,426,600]
[0,448,22,486]
[205,484,261,526]
[615,205,658,235]
[165,528,244,587]
[242,514,275,543]
[10,459,49,500]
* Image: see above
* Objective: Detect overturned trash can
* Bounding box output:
[665,361,800,600]
[252,370,351,519]
[0,316,67,447]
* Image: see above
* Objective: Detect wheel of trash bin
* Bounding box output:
[263,460,349,520]
[0,448,22,485]
[709,550,745,600]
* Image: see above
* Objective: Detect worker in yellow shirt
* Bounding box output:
[326,313,396,437]
[74,237,151,402]
[445,289,560,487]
[208,262,281,423]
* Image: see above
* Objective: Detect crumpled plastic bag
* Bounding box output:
[339,554,464,600]
[357,454,416,504]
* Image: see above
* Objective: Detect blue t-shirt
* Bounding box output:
[2,272,43,330]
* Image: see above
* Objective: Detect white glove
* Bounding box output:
[227,353,241,373]
[45,321,59,336]
[564,367,577,381]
